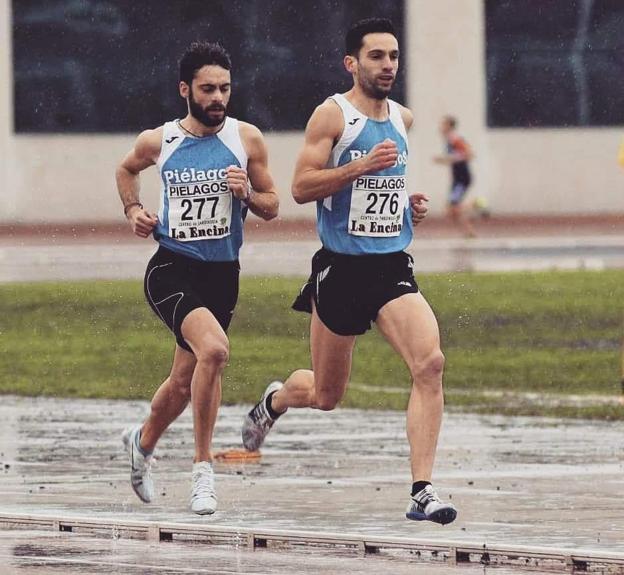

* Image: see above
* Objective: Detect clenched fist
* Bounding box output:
[409,193,429,227]
[361,138,399,174]
[126,205,158,238]
[226,165,250,201]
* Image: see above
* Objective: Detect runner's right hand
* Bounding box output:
[127,206,158,238]
[360,138,398,173]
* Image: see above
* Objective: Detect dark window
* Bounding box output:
[13,0,405,133]
[486,0,624,127]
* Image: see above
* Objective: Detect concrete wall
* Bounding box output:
[0,0,13,219]
[487,129,624,213]
[9,132,311,222]
[408,0,489,215]
[1,0,622,224]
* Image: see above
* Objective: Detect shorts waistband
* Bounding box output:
[319,247,405,262]
[155,245,239,269]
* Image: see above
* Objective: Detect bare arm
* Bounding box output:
[397,104,429,228]
[399,104,414,131]
[115,128,161,238]
[233,123,279,221]
[291,101,400,204]
[434,134,473,165]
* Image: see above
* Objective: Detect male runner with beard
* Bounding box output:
[116,41,278,515]
[242,18,456,525]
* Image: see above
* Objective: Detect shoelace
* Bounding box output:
[250,402,272,429]
[415,487,441,509]
[192,469,215,498]
[136,457,153,474]
[132,446,154,473]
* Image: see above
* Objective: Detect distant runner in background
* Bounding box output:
[433,115,478,238]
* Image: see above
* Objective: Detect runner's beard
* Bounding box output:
[359,73,393,100]
[189,93,226,127]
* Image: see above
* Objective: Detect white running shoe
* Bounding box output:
[121,426,154,503]
[190,461,217,515]
[406,485,457,525]
[242,381,284,451]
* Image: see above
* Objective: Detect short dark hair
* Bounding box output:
[444,115,457,129]
[179,41,231,85]
[346,18,396,56]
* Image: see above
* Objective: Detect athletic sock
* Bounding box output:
[135,429,153,458]
[411,480,432,497]
[265,391,284,420]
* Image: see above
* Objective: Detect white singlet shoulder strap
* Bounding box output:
[157,120,185,168]
[387,99,409,147]
[328,93,367,169]
[217,117,248,170]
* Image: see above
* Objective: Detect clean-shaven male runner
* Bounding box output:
[243,19,456,525]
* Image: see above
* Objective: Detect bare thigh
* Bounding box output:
[310,302,356,409]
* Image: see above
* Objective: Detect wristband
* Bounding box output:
[124,202,143,216]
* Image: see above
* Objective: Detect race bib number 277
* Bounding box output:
[167,179,232,241]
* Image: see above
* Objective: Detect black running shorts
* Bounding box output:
[292,247,419,336]
[143,246,239,352]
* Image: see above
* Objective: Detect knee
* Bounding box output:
[315,395,340,411]
[314,388,342,411]
[410,350,445,389]
[292,368,313,381]
[194,339,229,368]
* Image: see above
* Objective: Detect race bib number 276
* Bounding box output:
[348,175,407,237]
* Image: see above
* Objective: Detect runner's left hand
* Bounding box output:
[226,166,250,201]
[409,193,429,227]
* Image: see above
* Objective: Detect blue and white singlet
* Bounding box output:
[154,117,248,262]
[317,93,412,255]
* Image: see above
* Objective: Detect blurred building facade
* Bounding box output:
[0,0,623,224]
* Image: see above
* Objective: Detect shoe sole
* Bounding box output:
[122,429,152,504]
[241,381,284,451]
[406,507,457,525]
[192,507,217,516]
[242,414,265,452]
[130,477,151,504]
